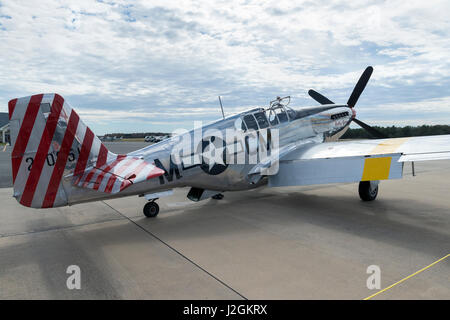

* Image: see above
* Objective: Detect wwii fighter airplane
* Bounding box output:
[8,67,450,217]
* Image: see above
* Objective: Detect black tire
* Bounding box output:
[211,193,224,200]
[143,201,159,218]
[359,181,378,201]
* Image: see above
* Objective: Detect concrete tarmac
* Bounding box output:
[0,142,449,299]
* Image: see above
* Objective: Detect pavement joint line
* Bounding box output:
[0,216,126,239]
[102,201,248,300]
[364,253,450,300]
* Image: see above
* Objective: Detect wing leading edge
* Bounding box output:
[281,135,450,161]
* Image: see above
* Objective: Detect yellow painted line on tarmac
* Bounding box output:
[364,253,450,300]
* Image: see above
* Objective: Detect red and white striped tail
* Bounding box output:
[73,155,164,194]
[8,93,163,209]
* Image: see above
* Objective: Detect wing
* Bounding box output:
[72,155,164,194]
[268,135,450,187]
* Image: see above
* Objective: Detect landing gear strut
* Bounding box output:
[143,201,159,218]
[359,181,379,201]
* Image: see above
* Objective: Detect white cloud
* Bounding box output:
[0,0,449,134]
[373,96,450,113]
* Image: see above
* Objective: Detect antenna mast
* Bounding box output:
[218,96,225,119]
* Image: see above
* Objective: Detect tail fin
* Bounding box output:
[9,93,117,208]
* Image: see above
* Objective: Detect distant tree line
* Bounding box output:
[104,132,169,138]
[102,125,450,139]
[342,125,450,139]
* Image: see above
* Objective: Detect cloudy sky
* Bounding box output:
[1,0,449,134]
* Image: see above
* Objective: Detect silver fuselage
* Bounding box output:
[68,104,353,205]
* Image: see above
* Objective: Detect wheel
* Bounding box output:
[359,181,378,201]
[211,193,224,200]
[143,201,159,218]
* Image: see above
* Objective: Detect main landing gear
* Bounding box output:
[358,181,379,201]
[143,200,159,218]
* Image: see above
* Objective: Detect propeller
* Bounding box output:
[308,89,334,105]
[347,66,373,108]
[307,66,386,139]
[352,118,386,139]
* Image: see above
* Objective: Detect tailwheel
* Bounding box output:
[143,201,159,218]
[359,181,378,201]
[211,193,224,200]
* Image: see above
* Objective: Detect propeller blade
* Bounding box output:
[347,66,373,108]
[308,71,384,139]
[308,89,334,105]
[352,118,387,139]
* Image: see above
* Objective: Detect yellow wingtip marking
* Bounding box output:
[362,157,392,181]
[370,137,410,155]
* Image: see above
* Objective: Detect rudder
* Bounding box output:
[9,93,117,208]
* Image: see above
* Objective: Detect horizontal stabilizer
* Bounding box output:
[73,156,164,194]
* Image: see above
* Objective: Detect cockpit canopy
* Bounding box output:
[240,96,296,131]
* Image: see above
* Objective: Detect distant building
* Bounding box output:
[0,112,9,144]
